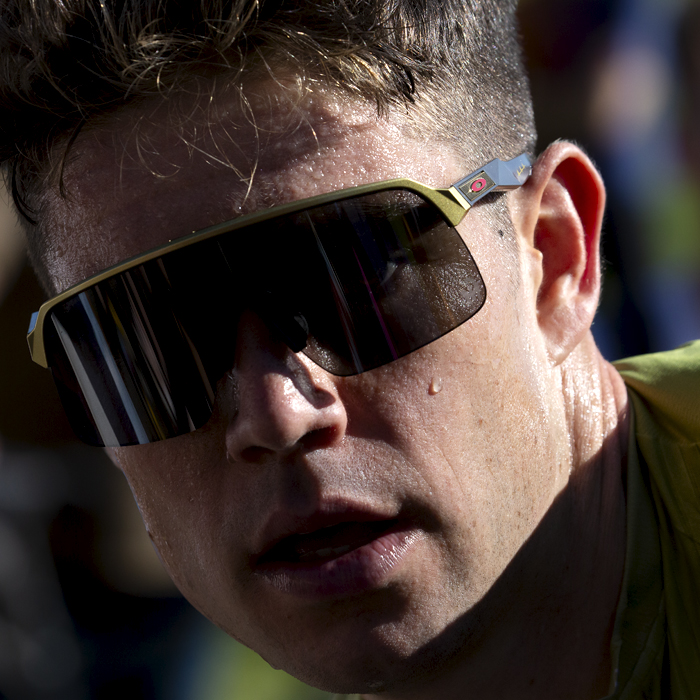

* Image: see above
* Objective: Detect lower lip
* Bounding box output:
[255,526,420,599]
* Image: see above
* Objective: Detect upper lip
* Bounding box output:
[252,500,399,566]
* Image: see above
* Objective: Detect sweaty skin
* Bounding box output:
[41,81,627,700]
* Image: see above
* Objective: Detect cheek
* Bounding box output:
[108,436,242,599]
[342,270,561,555]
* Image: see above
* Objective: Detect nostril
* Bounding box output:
[231,426,342,463]
[235,445,275,464]
[300,425,343,452]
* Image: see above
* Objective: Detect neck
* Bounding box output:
[365,334,629,700]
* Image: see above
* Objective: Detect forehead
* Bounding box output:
[43,80,464,294]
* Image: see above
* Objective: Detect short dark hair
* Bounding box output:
[0,0,535,273]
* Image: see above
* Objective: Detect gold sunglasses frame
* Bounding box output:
[27,153,532,369]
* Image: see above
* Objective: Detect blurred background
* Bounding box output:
[1,0,699,697]
[520,0,700,359]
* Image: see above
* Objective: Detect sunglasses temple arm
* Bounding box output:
[452,154,532,207]
[490,154,533,189]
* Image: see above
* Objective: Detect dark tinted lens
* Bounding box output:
[45,189,485,446]
[46,241,240,446]
[278,192,486,375]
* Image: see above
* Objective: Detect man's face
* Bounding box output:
[44,82,569,692]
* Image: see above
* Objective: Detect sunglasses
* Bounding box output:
[27,154,531,447]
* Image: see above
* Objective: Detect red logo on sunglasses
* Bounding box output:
[459,170,495,202]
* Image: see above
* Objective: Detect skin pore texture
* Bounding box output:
[40,80,628,700]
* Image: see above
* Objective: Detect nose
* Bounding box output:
[224,310,347,463]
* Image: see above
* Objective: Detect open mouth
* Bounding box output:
[258,518,401,566]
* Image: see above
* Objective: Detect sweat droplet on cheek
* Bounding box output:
[428,377,443,395]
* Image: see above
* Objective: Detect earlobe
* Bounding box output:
[514,142,606,365]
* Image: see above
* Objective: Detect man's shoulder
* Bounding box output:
[614,340,700,444]
[614,339,700,553]
[614,341,700,532]
[615,342,700,697]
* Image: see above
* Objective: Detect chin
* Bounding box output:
[245,607,462,696]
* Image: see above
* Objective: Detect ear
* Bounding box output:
[511,141,606,365]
